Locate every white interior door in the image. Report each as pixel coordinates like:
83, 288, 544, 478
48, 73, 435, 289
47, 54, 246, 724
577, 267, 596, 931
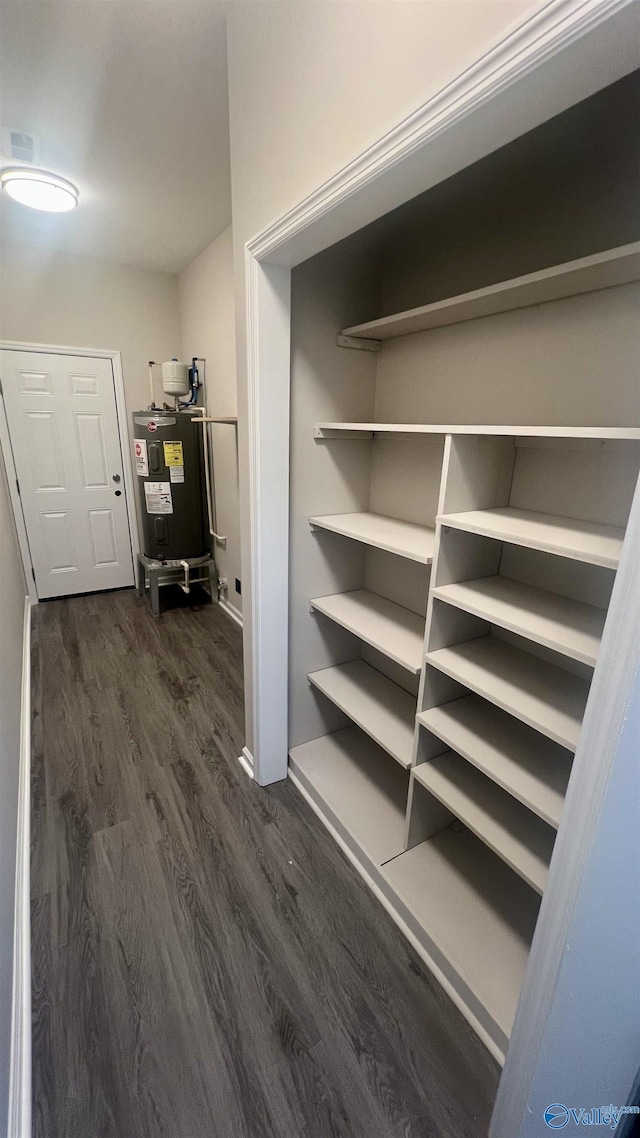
0, 349, 134, 598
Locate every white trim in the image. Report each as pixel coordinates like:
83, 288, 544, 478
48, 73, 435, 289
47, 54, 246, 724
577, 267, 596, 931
8, 598, 32, 1138
219, 598, 243, 629
238, 747, 254, 780
288, 767, 503, 1065
244, 256, 291, 786
247, 0, 636, 262
0, 387, 37, 605
108, 351, 140, 566
0, 341, 139, 595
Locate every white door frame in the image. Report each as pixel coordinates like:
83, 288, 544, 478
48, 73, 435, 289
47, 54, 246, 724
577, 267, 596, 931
243, 0, 639, 786
0, 341, 138, 603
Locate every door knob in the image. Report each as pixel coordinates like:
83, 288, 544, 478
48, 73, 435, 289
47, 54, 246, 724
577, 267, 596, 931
112, 474, 121, 482
114, 490, 122, 497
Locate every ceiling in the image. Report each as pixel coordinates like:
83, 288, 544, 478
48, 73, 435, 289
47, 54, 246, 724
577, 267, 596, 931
0, 1, 231, 273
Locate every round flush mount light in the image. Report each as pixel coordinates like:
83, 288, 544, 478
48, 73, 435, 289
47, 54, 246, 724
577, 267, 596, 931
0, 167, 79, 212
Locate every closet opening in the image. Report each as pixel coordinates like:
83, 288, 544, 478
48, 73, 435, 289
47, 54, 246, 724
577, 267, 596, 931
286, 70, 640, 1063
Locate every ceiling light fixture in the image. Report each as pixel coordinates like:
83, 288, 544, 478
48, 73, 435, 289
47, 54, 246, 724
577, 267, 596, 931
0, 167, 79, 212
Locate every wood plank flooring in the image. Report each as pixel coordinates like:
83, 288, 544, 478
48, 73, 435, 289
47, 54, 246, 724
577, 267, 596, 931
31, 588, 499, 1138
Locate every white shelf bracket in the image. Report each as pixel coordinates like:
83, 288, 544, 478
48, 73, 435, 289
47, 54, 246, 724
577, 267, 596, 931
336, 333, 382, 353
314, 426, 374, 440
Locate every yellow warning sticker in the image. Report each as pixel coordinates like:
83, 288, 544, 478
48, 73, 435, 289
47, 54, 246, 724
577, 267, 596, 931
163, 441, 184, 467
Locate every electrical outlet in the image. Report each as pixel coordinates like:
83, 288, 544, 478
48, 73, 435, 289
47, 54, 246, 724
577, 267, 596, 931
235, 578, 242, 595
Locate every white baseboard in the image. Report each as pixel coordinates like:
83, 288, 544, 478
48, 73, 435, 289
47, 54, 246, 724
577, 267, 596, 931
219, 598, 243, 629
238, 746, 254, 780
8, 597, 32, 1138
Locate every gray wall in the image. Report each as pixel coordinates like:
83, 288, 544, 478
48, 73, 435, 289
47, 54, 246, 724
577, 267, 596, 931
312, 71, 640, 431
0, 243, 180, 432
375, 70, 640, 315
0, 452, 27, 1131
179, 226, 242, 616
373, 283, 640, 428
0, 242, 181, 550
289, 232, 380, 747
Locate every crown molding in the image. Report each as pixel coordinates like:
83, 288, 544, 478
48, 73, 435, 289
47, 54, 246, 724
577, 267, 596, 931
247, 0, 636, 262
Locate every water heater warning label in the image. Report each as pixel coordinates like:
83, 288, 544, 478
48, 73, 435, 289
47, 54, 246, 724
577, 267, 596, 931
163, 441, 184, 467
134, 438, 148, 476
144, 481, 173, 514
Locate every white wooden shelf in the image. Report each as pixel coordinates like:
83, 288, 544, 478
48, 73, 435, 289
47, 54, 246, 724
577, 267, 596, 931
432, 575, 605, 666
426, 636, 589, 751
288, 725, 408, 864
413, 753, 554, 893
310, 589, 424, 673
310, 511, 436, 564
383, 826, 540, 1045
308, 660, 415, 768
315, 423, 639, 441
438, 507, 625, 569
418, 696, 571, 828
341, 242, 640, 341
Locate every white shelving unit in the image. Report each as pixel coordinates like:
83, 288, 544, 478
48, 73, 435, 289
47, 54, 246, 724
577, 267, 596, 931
340, 242, 640, 340
289, 231, 640, 1063
295, 421, 639, 1059
438, 506, 626, 569
289, 725, 409, 865
417, 696, 571, 828
412, 753, 554, 893
431, 576, 605, 666
315, 424, 640, 442
382, 827, 540, 1049
310, 511, 436, 563
310, 589, 424, 673
308, 660, 415, 768
425, 636, 589, 751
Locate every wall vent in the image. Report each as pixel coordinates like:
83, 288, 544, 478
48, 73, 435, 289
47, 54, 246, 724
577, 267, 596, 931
9, 131, 36, 163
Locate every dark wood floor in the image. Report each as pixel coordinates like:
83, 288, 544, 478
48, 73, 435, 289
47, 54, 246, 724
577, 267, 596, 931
31, 587, 499, 1138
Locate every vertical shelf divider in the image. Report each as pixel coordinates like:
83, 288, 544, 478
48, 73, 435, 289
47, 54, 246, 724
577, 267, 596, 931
409, 435, 516, 766
408, 433, 523, 844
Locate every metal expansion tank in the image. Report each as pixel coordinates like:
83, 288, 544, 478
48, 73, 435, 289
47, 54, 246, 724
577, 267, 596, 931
132, 409, 208, 560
